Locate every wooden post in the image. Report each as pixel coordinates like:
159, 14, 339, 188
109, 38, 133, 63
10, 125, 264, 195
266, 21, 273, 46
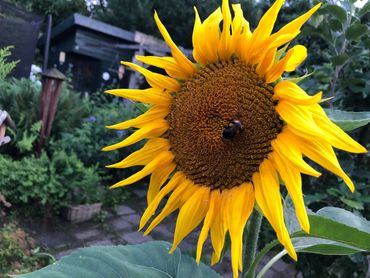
36, 68, 65, 154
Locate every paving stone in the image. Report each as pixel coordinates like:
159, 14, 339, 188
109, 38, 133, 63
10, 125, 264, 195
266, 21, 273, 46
88, 239, 114, 246
109, 218, 132, 231
124, 213, 141, 225
120, 231, 153, 244
133, 189, 147, 199
38, 231, 74, 249
116, 204, 135, 216
54, 248, 75, 260
74, 228, 101, 241
150, 224, 173, 241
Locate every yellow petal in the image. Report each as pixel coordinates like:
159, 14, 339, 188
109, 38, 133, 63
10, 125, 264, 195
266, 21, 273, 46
110, 151, 174, 189
144, 180, 198, 235
210, 189, 229, 264
253, 160, 297, 260
256, 47, 277, 76
193, 7, 222, 65
170, 186, 210, 253
218, 0, 233, 60
310, 105, 367, 154
196, 189, 221, 263
106, 138, 170, 168
265, 47, 293, 83
102, 120, 168, 151
285, 45, 307, 72
121, 61, 180, 91
232, 4, 252, 60
154, 11, 195, 77
227, 183, 254, 277
272, 151, 309, 233
140, 172, 186, 230
106, 88, 172, 105
271, 3, 321, 40
271, 131, 321, 177
273, 80, 322, 105
245, 0, 285, 61
147, 162, 176, 205
106, 105, 169, 130
135, 55, 189, 80
298, 139, 356, 192
276, 101, 327, 140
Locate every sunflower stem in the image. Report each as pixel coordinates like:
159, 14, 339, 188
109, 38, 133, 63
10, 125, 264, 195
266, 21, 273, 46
242, 208, 263, 278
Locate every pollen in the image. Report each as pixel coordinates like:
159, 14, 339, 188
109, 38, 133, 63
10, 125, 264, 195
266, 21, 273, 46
167, 58, 283, 189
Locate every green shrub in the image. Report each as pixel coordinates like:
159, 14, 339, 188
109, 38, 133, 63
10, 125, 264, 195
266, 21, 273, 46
0, 222, 52, 275
0, 150, 106, 215
0, 77, 91, 157
0, 46, 19, 80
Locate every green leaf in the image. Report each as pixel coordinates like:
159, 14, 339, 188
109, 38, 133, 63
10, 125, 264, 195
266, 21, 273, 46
345, 23, 369, 41
284, 72, 313, 84
307, 208, 370, 251
359, 1, 370, 17
293, 237, 363, 255
324, 109, 370, 131
339, 197, 364, 210
331, 54, 349, 66
309, 14, 324, 28
324, 5, 348, 24
17, 241, 221, 278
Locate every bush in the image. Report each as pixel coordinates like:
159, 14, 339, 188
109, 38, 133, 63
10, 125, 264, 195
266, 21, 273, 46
51, 98, 142, 181
0, 222, 52, 275
0, 77, 91, 158
0, 150, 106, 215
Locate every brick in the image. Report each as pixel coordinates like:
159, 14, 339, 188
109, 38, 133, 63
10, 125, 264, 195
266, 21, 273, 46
109, 218, 132, 231
116, 205, 135, 216
74, 229, 100, 241
120, 231, 153, 244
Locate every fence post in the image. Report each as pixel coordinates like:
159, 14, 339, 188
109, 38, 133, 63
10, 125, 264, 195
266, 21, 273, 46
36, 68, 65, 155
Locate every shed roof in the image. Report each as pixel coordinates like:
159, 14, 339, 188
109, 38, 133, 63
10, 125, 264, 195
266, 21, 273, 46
50, 13, 135, 42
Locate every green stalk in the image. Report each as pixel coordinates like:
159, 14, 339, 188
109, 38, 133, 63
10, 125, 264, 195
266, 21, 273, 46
242, 209, 263, 278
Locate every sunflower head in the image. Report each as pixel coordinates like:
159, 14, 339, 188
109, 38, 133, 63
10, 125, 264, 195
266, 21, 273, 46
103, 1, 367, 277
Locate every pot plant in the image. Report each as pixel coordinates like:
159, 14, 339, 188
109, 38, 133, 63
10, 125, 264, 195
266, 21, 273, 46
52, 150, 105, 223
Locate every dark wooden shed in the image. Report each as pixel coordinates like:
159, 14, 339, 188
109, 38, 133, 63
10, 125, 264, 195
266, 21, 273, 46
41, 13, 191, 92
0, 0, 42, 78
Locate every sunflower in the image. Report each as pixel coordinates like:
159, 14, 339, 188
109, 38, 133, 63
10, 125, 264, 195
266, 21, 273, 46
103, 0, 367, 277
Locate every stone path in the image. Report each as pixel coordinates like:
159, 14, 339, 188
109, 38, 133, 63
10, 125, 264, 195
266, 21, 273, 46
24, 186, 297, 277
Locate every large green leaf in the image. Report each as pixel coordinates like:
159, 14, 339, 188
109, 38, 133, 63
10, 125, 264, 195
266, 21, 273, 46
17, 241, 221, 278
293, 237, 363, 255
323, 4, 348, 24
324, 109, 370, 131
283, 196, 370, 256
345, 23, 369, 41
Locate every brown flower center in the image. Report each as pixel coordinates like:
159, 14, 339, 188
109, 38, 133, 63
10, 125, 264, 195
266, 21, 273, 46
167, 58, 282, 189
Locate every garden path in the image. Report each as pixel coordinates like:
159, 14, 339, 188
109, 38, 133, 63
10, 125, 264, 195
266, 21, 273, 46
24, 185, 298, 278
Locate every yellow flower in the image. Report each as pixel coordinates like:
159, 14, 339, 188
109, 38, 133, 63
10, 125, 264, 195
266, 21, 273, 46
103, 1, 367, 277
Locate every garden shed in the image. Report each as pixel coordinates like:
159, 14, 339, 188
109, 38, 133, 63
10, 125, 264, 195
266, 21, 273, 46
41, 13, 191, 92
0, 0, 42, 78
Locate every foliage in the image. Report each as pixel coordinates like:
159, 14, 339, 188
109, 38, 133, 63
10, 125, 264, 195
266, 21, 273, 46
18, 241, 222, 278
0, 148, 109, 214
0, 46, 19, 80
0, 222, 52, 275
50, 98, 141, 185
0, 77, 90, 158
6, 0, 89, 25
0, 153, 68, 215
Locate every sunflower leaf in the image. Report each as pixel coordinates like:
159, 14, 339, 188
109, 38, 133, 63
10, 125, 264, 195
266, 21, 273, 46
297, 207, 370, 253
324, 109, 370, 131
293, 237, 363, 255
16, 241, 222, 278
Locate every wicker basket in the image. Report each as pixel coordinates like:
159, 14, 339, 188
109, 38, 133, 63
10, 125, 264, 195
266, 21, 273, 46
64, 203, 102, 223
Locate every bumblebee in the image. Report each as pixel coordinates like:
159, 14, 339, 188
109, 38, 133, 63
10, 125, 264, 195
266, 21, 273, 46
222, 120, 243, 140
